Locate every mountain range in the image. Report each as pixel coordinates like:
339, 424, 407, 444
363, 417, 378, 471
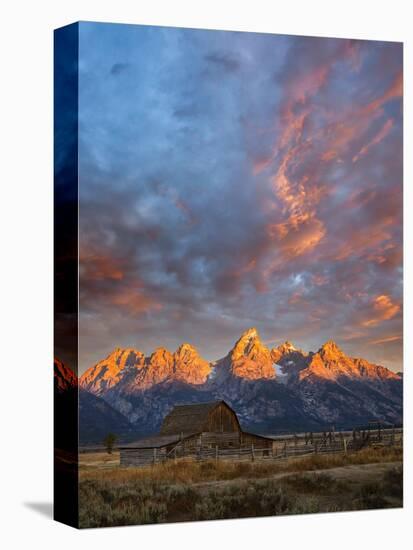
75, 328, 402, 441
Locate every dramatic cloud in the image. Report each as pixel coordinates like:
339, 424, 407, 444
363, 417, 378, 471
362, 295, 401, 328
77, 23, 402, 373
370, 335, 402, 346
352, 118, 394, 163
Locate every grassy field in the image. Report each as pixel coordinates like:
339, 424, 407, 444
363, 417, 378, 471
78, 446, 403, 528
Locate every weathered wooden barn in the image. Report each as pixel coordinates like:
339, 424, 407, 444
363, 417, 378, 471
119, 400, 274, 466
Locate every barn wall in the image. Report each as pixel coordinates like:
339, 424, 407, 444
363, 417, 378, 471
200, 431, 241, 448
240, 432, 273, 449
120, 431, 275, 466
181, 435, 202, 452
206, 403, 240, 433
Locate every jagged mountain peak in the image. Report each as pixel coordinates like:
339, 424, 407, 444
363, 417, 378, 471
80, 347, 146, 396
228, 327, 275, 380
174, 342, 199, 357
283, 340, 296, 349
352, 357, 401, 381
148, 347, 173, 363
80, 341, 212, 393
150, 345, 172, 354
270, 340, 306, 366
318, 340, 344, 358
274, 340, 301, 354
173, 343, 211, 384
232, 327, 262, 356
106, 346, 145, 366
241, 326, 259, 339
298, 341, 400, 383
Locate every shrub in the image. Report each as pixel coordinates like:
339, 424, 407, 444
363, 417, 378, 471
194, 480, 295, 521
284, 472, 343, 494
353, 482, 388, 510
79, 479, 196, 528
382, 465, 403, 499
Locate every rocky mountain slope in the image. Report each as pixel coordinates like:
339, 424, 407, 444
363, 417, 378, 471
273, 339, 400, 384
78, 389, 136, 444
54, 358, 136, 444
225, 327, 275, 380
78, 328, 402, 437
81, 343, 211, 396
54, 357, 78, 392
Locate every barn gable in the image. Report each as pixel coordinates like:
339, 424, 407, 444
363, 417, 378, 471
160, 400, 241, 436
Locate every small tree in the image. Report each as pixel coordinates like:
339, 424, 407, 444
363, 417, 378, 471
103, 432, 117, 454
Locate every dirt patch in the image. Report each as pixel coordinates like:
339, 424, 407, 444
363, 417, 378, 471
190, 461, 401, 494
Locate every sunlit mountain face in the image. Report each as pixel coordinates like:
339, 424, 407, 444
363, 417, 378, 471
78, 328, 402, 436
76, 23, 402, 376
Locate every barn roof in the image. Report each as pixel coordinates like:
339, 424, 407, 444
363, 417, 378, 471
118, 401, 275, 451
242, 431, 276, 441
160, 400, 239, 436
118, 432, 199, 450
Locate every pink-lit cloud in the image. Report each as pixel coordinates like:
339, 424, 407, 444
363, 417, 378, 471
362, 295, 401, 327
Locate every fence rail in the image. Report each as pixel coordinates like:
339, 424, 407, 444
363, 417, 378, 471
120, 427, 403, 467
159, 429, 403, 465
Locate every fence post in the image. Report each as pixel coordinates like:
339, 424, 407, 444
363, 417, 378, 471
215, 445, 218, 463
251, 444, 255, 462
284, 441, 287, 458
343, 438, 347, 454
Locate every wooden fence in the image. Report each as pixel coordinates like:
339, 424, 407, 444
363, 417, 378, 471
118, 426, 403, 467
161, 427, 403, 465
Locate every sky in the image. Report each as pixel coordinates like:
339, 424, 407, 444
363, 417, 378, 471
77, 22, 403, 374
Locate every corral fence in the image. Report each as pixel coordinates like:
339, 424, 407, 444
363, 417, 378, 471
155, 426, 403, 465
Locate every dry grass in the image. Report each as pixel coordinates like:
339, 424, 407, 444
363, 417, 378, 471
79, 445, 402, 484
283, 472, 347, 494
79, 451, 120, 469
281, 445, 402, 472
78, 446, 403, 527
79, 463, 403, 528
78, 476, 324, 527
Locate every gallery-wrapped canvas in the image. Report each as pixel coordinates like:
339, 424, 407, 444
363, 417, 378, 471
54, 22, 403, 529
